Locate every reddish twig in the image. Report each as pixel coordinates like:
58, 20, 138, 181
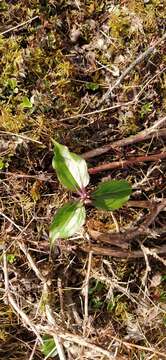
88, 151, 166, 174
82, 117, 166, 160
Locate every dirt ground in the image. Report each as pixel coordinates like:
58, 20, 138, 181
0, 1, 166, 359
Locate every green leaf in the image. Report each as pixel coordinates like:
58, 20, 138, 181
40, 335, 57, 358
85, 82, 100, 91
91, 180, 132, 210
50, 201, 86, 243
52, 141, 89, 191
20, 96, 33, 109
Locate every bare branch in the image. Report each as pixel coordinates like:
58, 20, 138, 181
83, 116, 166, 160
88, 151, 166, 174
87, 199, 166, 249
80, 244, 166, 259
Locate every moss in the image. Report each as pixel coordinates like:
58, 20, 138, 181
0, 105, 27, 132
120, 111, 139, 135
108, 6, 131, 47
0, 36, 24, 86
127, 0, 159, 32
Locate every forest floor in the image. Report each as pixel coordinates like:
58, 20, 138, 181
0, 1, 166, 359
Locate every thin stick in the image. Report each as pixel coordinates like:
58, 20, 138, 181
110, 212, 119, 232
99, 32, 166, 105
111, 336, 166, 359
2, 250, 42, 342
28, 339, 38, 360
83, 252, 93, 337
83, 116, 166, 159
144, 247, 166, 266
0, 131, 43, 145
88, 151, 166, 174
60, 101, 131, 121
139, 242, 151, 290
126, 200, 154, 208
0, 211, 23, 232
53, 335, 67, 360
18, 241, 46, 283
0, 171, 56, 182
0, 16, 39, 36
80, 244, 166, 258
45, 304, 67, 360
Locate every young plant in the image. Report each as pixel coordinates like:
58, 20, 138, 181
49, 141, 132, 244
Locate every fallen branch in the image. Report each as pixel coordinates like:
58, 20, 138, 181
88, 151, 166, 174
83, 116, 166, 159
80, 244, 166, 259
99, 32, 166, 105
87, 199, 166, 248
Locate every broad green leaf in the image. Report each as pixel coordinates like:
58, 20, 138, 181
40, 335, 57, 358
50, 201, 86, 243
91, 180, 132, 211
52, 141, 89, 191
20, 96, 33, 109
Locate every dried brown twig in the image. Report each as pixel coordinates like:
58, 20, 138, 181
0, 16, 39, 36
84, 198, 166, 255
83, 116, 166, 159
99, 32, 166, 105
90, 149, 166, 174
88, 151, 166, 174
80, 244, 166, 259
82, 251, 93, 337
